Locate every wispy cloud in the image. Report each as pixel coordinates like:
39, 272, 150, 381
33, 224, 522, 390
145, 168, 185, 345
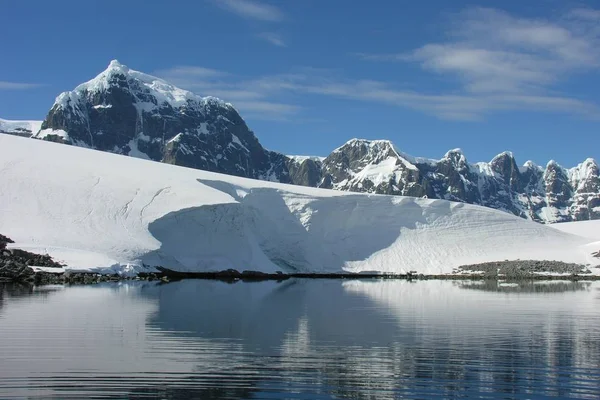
0, 81, 45, 90
156, 66, 301, 121
568, 8, 600, 20
354, 7, 600, 119
256, 32, 286, 47
245, 74, 598, 121
213, 0, 284, 22
156, 66, 228, 78
157, 7, 600, 122
157, 59, 600, 123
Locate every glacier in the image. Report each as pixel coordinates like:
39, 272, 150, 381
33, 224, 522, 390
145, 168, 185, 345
0, 134, 598, 276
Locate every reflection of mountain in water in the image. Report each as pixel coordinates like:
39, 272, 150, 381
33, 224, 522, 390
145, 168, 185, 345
1, 280, 599, 399
455, 279, 593, 293
137, 279, 600, 399
0, 282, 63, 314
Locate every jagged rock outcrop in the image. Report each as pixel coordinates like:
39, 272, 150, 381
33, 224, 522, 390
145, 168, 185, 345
318, 140, 426, 197
0, 234, 64, 282
303, 140, 599, 223
32, 60, 599, 223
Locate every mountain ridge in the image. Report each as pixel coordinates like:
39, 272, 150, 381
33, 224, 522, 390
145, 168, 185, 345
3, 60, 598, 223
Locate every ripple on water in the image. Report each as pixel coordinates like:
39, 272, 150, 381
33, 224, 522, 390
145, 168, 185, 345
0, 279, 599, 399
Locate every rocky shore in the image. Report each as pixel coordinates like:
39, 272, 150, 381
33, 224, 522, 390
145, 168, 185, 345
454, 260, 597, 278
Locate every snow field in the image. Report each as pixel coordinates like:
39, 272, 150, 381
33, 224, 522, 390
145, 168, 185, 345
0, 134, 595, 275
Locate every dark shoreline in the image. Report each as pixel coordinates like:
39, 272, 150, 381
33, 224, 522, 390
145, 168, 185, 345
150, 268, 600, 283
2, 266, 597, 287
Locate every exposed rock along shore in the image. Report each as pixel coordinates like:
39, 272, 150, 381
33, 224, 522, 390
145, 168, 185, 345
2, 234, 599, 285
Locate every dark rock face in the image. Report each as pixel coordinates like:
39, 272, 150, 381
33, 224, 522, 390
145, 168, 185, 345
0, 234, 14, 250
35, 60, 599, 224
286, 158, 323, 187
0, 242, 64, 282
37, 60, 292, 183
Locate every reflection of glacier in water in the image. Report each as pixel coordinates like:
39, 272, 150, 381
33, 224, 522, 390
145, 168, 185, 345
1, 280, 600, 399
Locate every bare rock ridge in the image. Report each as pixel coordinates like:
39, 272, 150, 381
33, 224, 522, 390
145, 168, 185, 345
12, 60, 600, 223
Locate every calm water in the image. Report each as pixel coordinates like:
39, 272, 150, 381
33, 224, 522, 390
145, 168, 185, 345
1, 279, 599, 399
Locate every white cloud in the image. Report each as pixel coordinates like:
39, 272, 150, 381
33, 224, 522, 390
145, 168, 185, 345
0, 81, 44, 90
156, 66, 300, 121
157, 57, 600, 123
568, 8, 600, 21
256, 32, 286, 47
214, 0, 284, 22
155, 66, 228, 78
355, 7, 600, 118
157, 6, 600, 123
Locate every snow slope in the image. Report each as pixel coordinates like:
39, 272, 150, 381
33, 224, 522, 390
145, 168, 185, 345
551, 220, 600, 240
0, 118, 42, 135
551, 220, 600, 265
0, 134, 595, 275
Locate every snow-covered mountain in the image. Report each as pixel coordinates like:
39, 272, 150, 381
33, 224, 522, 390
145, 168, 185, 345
34, 60, 293, 182
0, 118, 42, 137
312, 139, 600, 223
1, 134, 596, 275
22, 60, 600, 223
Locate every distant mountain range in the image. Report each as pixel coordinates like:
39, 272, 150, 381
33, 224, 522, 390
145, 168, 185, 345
2, 60, 598, 223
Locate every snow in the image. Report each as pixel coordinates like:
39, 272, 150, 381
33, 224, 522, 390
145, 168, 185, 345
551, 220, 600, 267
551, 220, 600, 241
287, 155, 326, 163
167, 133, 184, 144
196, 122, 209, 135
30, 266, 66, 274
66, 60, 231, 113
492, 151, 514, 160
539, 206, 570, 224
35, 128, 70, 140
127, 139, 151, 160
0, 118, 42, 134
354, 157, 400, 187
521, 160, 541, 171
0, 134, 595, 276
230, 134, 249, 152
569, 158, 599, 191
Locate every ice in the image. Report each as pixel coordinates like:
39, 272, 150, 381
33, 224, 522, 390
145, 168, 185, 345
0, 134, 594, 276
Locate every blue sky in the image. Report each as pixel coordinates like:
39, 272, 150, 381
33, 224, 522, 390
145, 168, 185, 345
1, 0, 599, 167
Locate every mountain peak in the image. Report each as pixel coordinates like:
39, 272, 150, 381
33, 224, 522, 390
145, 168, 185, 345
491, 151, 515, 163
106, 59, 129, 73
343, 138, 394, 147
546, 159, 561, 168
108, 59, 125, 68
443, 148, 465, 159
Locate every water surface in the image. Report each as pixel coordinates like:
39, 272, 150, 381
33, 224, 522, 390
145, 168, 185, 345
1, 279, 599, 399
